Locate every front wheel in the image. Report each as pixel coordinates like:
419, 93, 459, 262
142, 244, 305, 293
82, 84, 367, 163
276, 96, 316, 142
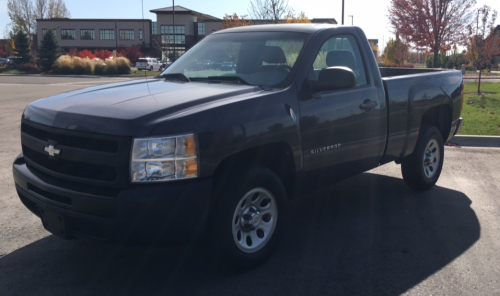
209, 168, 287, 270
401, 126, 444, 191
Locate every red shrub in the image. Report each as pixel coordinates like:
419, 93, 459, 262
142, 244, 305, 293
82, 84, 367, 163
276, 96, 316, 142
67, 48, 78, 57
78, 49, 95, 59
95, 50, 114, 60
0, 43, 6, 58
117, 46, 142, 64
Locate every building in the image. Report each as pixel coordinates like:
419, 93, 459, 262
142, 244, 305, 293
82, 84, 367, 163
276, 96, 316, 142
150, 6, 222, 60
150, 6, 337, 60
36, 18, 152, 51
35, 5, 337, 60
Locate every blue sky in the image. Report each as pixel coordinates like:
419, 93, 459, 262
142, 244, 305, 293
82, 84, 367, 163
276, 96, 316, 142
1, 0, 499, 53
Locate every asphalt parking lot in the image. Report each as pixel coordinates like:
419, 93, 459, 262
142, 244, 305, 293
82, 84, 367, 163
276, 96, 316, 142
0, 76, 499, 295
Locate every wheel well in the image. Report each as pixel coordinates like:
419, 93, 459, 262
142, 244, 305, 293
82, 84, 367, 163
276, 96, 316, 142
211, 142, 296, 201
420, 105, 452, 141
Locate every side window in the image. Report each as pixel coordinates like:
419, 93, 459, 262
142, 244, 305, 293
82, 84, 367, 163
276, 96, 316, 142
312, 35, 368, 86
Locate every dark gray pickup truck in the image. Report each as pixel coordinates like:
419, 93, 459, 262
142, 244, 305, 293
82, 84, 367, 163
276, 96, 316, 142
13, 24, 463, 269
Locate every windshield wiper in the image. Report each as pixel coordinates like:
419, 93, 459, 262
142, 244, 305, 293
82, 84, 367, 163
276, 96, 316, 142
159, 73, 190, 82
206, 76, 250, 85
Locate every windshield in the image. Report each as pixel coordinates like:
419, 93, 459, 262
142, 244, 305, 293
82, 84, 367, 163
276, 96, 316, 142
160, 31, 309, 87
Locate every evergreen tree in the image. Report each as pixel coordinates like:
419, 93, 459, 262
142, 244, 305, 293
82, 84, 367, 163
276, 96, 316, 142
13, 30, 32, 64
39, 29, 60, 70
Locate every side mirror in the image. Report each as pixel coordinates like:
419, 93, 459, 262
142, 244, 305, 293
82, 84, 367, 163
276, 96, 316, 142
309, 66, 357, 93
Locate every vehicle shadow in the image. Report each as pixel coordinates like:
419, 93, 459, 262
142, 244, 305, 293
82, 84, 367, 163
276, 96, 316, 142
0, 173, 480, 296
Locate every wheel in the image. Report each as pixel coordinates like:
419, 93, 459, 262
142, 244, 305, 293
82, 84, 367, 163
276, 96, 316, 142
401, 126, 444, 191
149, 66, 153, 71
209, 168, 287, 270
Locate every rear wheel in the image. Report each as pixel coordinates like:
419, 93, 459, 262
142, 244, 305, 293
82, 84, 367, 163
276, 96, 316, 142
401, 126, 444, 191
209, 168, 287, 270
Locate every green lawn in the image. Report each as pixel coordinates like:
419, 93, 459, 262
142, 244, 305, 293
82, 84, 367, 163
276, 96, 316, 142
461, 82, 500, 136
0, 67, 25, 74
130, 70, 161, 77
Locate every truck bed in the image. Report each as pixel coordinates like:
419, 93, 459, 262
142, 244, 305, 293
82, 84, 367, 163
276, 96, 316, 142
379, 67, 447, 78
379, 68, 463, 164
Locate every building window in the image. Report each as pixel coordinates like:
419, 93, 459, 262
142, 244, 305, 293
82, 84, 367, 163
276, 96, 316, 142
152, 22, 157, 35
42, 29, 56, 36
197, 22, 205, 35
61, 29, 75, 40
80, 29, 95, 40
119, 29, 135, 40
164, 47, 186, 60
139, 29, 143, 40
100, 29, 115, 40
160, 25, 185, 44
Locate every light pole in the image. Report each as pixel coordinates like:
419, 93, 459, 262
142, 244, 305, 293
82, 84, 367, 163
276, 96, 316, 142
348, 15, 353, 25
342, 0, 344, 25
173, 0, 175, 60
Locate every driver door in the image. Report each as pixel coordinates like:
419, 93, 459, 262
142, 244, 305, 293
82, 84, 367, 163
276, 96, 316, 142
298, 34, 385, 186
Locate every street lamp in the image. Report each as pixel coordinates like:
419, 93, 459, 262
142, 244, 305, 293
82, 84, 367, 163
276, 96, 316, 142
348, 15, 353, 25
342, 0, 344, 25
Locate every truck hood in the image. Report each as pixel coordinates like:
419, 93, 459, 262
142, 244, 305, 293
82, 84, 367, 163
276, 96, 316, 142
23, 78, 261, 136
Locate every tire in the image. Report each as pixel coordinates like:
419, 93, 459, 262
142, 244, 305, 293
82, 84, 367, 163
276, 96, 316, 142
149, 66, 153, 71
209, 168, 287, 270
401, 126, 444, 191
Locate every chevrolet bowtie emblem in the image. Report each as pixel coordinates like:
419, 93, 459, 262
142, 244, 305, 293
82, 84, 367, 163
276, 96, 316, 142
44, 144, 61, 157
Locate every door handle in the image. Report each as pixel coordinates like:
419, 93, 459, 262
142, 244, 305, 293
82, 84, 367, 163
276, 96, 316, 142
359, 99, 378, 112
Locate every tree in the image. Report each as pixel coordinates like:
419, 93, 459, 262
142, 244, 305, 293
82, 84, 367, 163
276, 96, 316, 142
13, 30, 32, 64
382, 33, 409, 67
46, 0, 70, 19
465, 6, 500, 94
38, 29, 59, 70
7, 0, 35, 35
7, 0, 70, 36
282, 10, 311, 23
222, 13, 252, 29
389, 0, 476, 68
249, 0, 290, 23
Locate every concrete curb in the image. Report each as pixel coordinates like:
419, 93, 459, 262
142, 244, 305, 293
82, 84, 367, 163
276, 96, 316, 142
450, 135, 500, 148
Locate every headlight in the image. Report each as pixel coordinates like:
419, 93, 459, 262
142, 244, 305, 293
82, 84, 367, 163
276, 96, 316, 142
131, 134, 198, 182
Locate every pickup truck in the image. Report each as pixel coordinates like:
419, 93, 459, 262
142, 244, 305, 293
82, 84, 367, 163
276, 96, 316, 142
12, 24, 463, 269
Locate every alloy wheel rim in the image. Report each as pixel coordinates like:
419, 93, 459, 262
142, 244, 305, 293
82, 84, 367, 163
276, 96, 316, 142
232, 187, 278, 253
423, 139, 440, 179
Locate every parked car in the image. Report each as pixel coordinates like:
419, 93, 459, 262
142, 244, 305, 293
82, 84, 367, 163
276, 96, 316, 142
0, 58, 8, 66
7, 56, 18, 64
136, 57, 162, 71
13, 24, 463, 270
160, 58, 172, 71
220, 61, 236, 71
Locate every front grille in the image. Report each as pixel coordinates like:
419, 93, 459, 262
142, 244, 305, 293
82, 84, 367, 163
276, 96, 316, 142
21, 120, 131, 189
22, 123, 118, 153
23, 145, 116, 181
